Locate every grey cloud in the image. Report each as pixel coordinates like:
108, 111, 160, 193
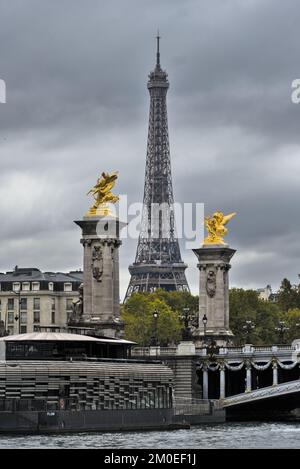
0, 0, 299, 298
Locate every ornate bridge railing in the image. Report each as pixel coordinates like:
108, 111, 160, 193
132, 343, 300, 359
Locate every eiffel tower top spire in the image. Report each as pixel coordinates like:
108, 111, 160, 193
148, 34, 168, 89
156, 31, 160, 69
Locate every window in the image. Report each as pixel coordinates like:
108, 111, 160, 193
22, 282, 30, 291
12, 282, 20, 292
20, 312, 27, 324
64, 283, 72, 292
8, 312, 14, 324
20, 326, 27, 334
51, 298, 55, 311
20, 298, 27, 310
51, 311, 55, 324
7, 326, 14, 335
33, 298, 40, 310
7, 298, 14, 310
48, 282, 54, 291
32, 282, 40, 291
66, 298, 73, 311
33, 311, 40, 323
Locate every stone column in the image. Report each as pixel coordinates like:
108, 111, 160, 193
245, 361, 252, 393
202, 363, 209, 400
193, 245, 235, 346
219, 362, 225, 399
113, 247, 120, 318
272, 360, 278, 386
74, 216, 124, 338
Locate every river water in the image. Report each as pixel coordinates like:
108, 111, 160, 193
0, 422, 299, 448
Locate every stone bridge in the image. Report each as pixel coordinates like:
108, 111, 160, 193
223, 379, 300, 408
132, 343, 300, 402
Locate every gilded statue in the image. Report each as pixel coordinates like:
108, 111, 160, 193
86, 171, 119, 216
204, 211, 236, 245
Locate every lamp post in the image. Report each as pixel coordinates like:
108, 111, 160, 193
242, 320, 255, 343
202, 314, 208, 345
150, 309, 159, 346
181, 307, 193, 340
275, 320, 290, 344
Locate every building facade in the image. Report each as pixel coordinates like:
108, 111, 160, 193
257, 285, 272, 301
0, 267, 83, 335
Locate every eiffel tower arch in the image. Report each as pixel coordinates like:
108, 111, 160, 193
125, 37, 189, 301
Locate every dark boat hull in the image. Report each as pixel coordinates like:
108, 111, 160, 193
0, 408, 178, 433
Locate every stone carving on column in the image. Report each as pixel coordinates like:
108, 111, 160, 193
206, 269, 216, 298
92, 245, 103, 282
81, 239, 92, 248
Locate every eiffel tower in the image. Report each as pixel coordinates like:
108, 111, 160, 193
125, 36, 189, 300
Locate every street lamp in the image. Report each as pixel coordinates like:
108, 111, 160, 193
202, 314, 208, 344
275, 320, 290, 344
150, 309, 159, 346
242, 320, 255, 343
181, 307, 193, 340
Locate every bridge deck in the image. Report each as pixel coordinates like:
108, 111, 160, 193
223, 380, 300, 408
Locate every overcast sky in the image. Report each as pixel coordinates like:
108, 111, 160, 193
0, 0, 300, 298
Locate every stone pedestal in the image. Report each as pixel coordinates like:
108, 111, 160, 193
176, 341, 196, 356
74, 215, 125, 338
193, 245, 235, 346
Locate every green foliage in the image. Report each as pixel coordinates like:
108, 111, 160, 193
277, 278, 300, 312
122, 280, 300, 347
280, 308, 300, 343
229, 283, 300, 345
121, 290, 198, 346
229, 288, 281, 345
147, 290, 198, 313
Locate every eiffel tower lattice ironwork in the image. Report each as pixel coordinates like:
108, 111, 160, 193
125, 36, 189, 300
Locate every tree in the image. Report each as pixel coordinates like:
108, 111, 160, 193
122, 286, 296, 347
147, 290, 199, 316
122, 294, 182, 346
280, 308, 300, 343
229, 288, 281, 345
277, 278, 300, 312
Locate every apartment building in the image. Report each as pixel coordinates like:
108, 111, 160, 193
0, 267, 83, 335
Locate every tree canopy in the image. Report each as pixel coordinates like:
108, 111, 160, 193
229, 288, 281, 345
122, 280, 300, 346
121, 290, 198, 346
276, 278, 300, 312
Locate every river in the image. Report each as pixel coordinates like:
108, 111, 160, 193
0, 422, 299, 448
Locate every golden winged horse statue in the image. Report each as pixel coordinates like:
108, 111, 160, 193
204, 211, 237, 245
86, 171, 119, 216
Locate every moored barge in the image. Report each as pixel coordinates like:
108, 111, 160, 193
0, 332, 176, 432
